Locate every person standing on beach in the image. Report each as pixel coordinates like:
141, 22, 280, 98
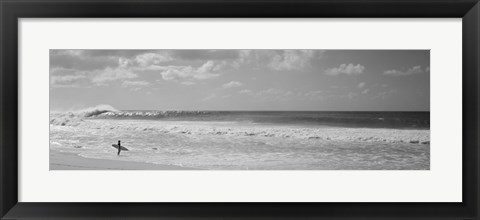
117, 140, 122, 155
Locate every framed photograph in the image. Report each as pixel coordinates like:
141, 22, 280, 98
1, 0, 479, 219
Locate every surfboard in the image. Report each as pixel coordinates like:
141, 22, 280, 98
112, 144, 129, 151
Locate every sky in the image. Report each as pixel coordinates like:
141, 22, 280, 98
50, 50, 430, 111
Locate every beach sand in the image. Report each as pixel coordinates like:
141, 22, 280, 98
50, 150, 194, 170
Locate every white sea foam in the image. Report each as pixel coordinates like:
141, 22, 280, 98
49, 105, 118, 126
51, 117, 429, 144
49, 109, 430, 170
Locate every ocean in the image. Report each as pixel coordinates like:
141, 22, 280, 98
50, 107, 430, 170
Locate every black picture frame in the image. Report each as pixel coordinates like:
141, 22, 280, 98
1, 0, 479, 219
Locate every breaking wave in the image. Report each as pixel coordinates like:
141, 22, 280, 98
50, 106, 430, 144
92, 110, 429, 129
50, 108, 430, 130
51, 119, 430, 145
78, 104, 118, 117
50, 104, 118, 126
98, 110, 218, 119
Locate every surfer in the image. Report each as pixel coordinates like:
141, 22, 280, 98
117, 140, 122, 155
112, 141, 128, 155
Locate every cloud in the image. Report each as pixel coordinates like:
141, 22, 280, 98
347, 92, 358, 99
222, 81, 243, 89
50, 50, 174, 71
181, 81, 196, 86
92, 68, 138, 85
135, 52, 173, 66
50, 55, 226, 87
50, 67, 79, 76
50, 74, 88, 87
232, 50, 324, 71
258, 88, 284, 96
238, 89, 253, 94
51, 49, 326, 74
357, 82, 366, 89
201, 94, 217, 102
50, 66, 139, 87
50, 50, 127, 71
81, 50, 159, 58
171, 50, 240, 60
159, 60, 223, 82
268, 50, 320, 71
122, 80, 151, 87
383, 65, 428, 76
304, 90, 324, 99
252, 88, 298, 102
122, 80, 151, 91
221, 94, 232, 99
50, 49, 327, 88
372, 90, 397, 100
325, 63, 365, 76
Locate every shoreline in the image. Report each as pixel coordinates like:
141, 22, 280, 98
50, 149, 196, 170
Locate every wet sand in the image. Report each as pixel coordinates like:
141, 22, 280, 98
50, 150, 194, 170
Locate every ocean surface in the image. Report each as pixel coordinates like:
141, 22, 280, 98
50, 106, 430, 170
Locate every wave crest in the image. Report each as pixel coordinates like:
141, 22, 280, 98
78, 104, 118, 117
97, 110, 215, 119
51, 120, 430, 145
50, 104, 118, 126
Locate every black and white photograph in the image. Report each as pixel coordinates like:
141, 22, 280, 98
49, 49, 430, 170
